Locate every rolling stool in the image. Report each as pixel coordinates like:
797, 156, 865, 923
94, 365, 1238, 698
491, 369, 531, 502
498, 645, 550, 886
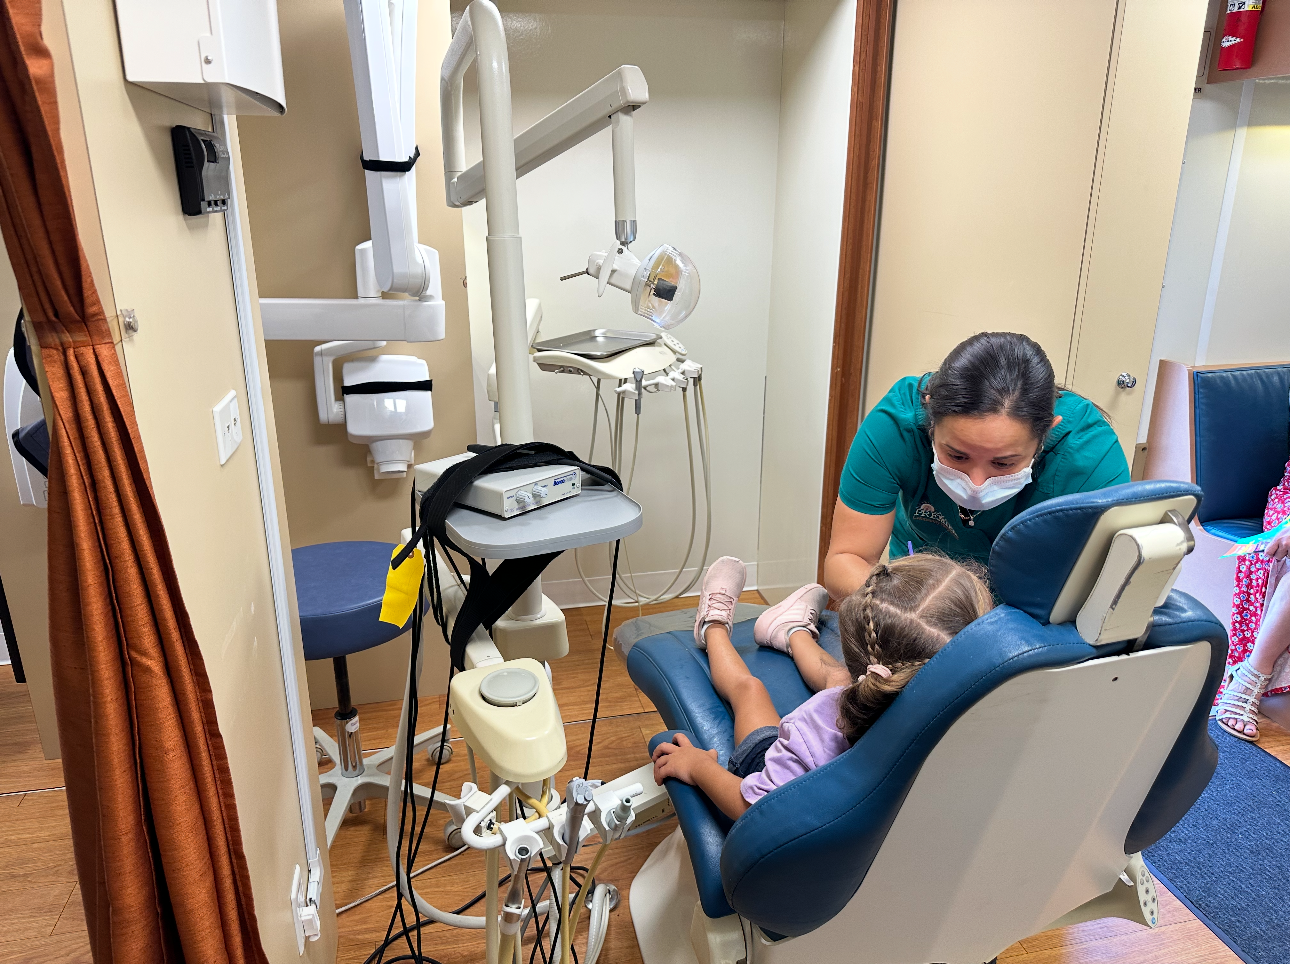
294, 541, 453, 848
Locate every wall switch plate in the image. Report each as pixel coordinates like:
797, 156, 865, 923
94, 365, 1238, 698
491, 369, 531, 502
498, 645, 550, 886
213, 390, 243, 465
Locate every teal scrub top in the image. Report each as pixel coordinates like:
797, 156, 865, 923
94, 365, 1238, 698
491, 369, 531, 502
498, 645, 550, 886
838, 376, 1130, 569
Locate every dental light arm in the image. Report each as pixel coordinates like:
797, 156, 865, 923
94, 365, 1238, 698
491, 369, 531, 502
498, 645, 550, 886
440, 0, 677, 442
441, 47, 647, 224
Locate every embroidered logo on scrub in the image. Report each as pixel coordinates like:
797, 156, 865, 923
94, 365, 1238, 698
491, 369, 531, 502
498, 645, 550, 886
912, 501, 958, 538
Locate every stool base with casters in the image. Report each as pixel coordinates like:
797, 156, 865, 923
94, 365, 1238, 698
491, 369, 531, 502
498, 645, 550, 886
293, 541, 466, 850
314, 653, 455, 848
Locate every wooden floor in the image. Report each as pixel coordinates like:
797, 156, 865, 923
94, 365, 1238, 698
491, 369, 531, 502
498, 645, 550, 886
3, 594, 1288, 964
0, 666, 91, 963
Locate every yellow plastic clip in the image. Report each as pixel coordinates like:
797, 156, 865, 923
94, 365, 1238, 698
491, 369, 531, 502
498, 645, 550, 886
379, 544, 425, 627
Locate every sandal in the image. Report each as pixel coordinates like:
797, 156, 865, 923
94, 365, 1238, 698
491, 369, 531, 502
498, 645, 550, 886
1213, 660, 1273, 742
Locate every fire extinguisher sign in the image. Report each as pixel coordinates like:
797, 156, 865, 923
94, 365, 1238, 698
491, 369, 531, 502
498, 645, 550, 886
1218, 0, 1263, 71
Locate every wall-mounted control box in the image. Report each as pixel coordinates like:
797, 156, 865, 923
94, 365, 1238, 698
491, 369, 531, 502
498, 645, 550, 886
171, 126, 231, 216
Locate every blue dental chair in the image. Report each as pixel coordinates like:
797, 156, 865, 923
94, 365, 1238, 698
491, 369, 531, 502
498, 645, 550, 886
624, 481, 1226, 964
1191, 363, 1290, 541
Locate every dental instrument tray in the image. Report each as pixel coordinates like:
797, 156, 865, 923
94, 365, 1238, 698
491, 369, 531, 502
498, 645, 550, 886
531, 328, 658, 359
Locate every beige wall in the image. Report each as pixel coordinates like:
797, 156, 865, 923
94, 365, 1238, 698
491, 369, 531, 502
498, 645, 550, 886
49, 0, 338, 958
755, 0, 857, 602
456, 0, 786, 601
239, 0, 474, 709
866, 0, 1206, 457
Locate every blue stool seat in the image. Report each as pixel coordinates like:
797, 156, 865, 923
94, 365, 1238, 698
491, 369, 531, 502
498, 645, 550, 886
293, 541, 413, 661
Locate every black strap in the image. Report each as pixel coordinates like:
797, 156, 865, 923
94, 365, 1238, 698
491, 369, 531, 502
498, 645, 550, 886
360, 145, 420, 173
13, 310, 38, 395
446, 552, 559, 668
342, 379, 432, 396
399, 442, 622, 670
0, 571, 23, 684
12, 419, 48, 477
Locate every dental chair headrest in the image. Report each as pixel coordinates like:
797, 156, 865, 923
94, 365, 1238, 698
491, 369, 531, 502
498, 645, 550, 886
990, 480, 1202, 625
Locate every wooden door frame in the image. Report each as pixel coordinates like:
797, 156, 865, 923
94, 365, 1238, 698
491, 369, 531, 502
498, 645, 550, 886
817, 0, 897, 582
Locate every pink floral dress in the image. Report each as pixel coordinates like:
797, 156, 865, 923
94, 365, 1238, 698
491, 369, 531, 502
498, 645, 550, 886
1225, 459, 1290, 695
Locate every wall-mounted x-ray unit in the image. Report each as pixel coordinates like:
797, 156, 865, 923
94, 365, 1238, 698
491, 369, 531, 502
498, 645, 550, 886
113, 0, 287, 115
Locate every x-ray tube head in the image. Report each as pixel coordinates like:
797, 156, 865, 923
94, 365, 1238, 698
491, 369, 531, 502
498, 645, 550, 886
632, 244, 699, 330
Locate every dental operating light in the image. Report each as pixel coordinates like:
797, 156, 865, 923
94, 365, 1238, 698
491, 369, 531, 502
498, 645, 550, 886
582, 242, 701, 331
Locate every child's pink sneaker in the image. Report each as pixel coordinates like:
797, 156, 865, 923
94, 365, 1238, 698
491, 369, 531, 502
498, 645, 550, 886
754, 584, 828, 655
693, 557, 746, 649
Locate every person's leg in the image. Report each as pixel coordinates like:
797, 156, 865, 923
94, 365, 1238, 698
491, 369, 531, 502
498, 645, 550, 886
693, 557, 778, 743
787, 631, 853, 692
704, 623, 781, 744
1250, 571, 1290, 676
1212, 565, 1284, 738
753, 584, 847, 690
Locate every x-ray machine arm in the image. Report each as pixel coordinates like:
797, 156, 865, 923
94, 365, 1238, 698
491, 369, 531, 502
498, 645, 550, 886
260, 0, 446, 342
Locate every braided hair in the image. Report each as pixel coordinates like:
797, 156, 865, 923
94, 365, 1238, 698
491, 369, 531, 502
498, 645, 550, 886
835, 554, 994, 744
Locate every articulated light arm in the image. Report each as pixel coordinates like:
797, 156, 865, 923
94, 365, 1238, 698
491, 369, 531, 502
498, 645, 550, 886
439, 0, 650, 442
441, 57, 648, 230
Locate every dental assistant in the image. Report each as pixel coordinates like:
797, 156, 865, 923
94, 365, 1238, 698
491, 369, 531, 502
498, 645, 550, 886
823, 331, 1129, 599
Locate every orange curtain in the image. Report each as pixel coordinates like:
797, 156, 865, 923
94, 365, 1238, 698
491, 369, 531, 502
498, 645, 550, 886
0, 2, 269, 962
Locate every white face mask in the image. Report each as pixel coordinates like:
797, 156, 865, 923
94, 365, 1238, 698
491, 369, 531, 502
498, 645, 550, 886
931, 452, 1033, 512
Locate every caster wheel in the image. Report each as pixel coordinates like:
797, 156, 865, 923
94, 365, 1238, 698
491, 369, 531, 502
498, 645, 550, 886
444, 820, 464, 849
315, 743, 329, 765
428, 742, 454, 765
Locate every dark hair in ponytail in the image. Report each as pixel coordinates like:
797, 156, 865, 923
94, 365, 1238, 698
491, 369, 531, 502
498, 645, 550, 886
920, 332, 1103, 447
835, 554, 994, 744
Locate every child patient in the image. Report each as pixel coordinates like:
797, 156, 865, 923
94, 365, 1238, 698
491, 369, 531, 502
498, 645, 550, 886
652, 554, 993, 820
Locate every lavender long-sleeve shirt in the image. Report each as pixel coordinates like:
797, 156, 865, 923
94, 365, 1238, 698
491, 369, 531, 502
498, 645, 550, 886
740, 687, 852, 804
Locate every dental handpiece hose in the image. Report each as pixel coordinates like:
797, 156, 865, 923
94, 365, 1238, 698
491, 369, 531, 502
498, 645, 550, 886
569, 792, 634, 935
497, 846, 533, 964
561, 779, 595, 964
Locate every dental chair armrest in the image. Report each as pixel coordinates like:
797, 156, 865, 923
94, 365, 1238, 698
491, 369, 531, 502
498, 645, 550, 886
1124, 591, 1228, 853
648, 730, 737, 919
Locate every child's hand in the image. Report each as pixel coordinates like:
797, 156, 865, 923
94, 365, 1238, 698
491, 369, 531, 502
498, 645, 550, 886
652, 733, 719, 787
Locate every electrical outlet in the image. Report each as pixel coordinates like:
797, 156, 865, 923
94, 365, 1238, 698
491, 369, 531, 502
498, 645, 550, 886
213, 390, 243, 465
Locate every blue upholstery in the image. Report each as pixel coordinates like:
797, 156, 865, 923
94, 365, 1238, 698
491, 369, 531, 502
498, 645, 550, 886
293, 541, 414, 661
1193, 364, 1290, 535
989, 480, 1202, 623
629, 614, 844, 920
627, 482, 1225, 939
1202, 518, 1264, 542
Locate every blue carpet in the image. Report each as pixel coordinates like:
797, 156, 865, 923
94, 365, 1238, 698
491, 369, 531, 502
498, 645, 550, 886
1144, 721, 1290, 964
